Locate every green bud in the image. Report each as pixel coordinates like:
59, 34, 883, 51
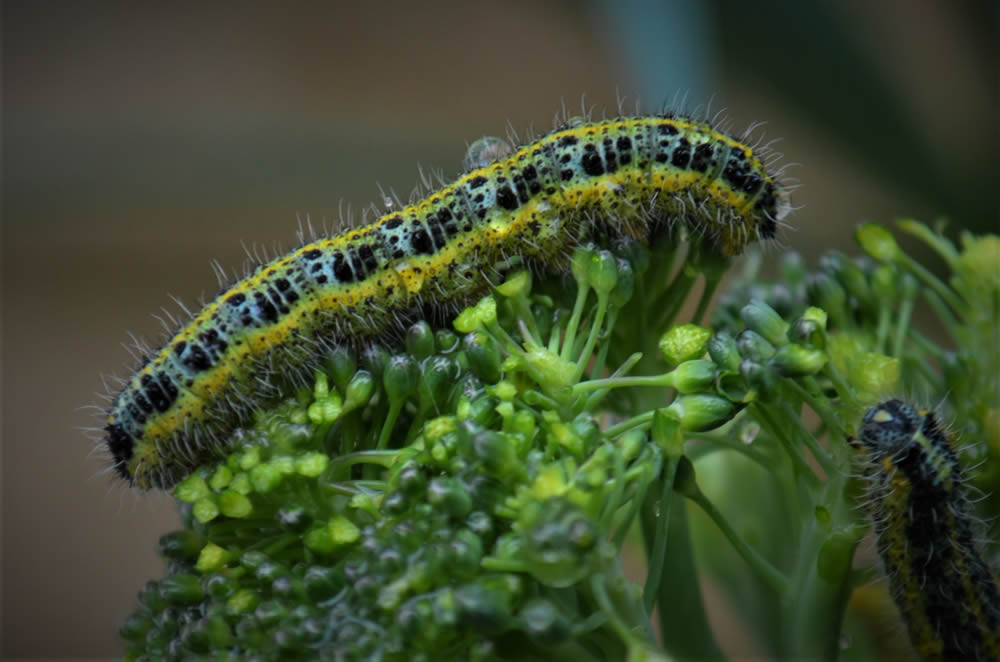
588, 249, 619, 295
218, 489, 253, 518
450, 529, 485, 578
856, 223, 900, 262
470, 428, 518, 477
618, 429, 646, 462
255, 560, 289, 584
342, 370, 375, 412
465, 394, 499, 427
651, 408, 684, 458
406, 321, 436, 360
325, 346, 357, 392
740, 359, 778, 401
237, 445, 261, 471
716, 370, 750, 404
708, 331, 741, 371
462, 332, 502, 384
780, 251, 807, 286
159, 574, 204, 605
496, 269, 531, 299
158, 530, 205, 562
203, 573, 236, 601
769, 344, 828, 377
361, 343, 390, 379
422, 355, 461, 410
806, 273, 848, 328
767, 284, 796, 319
208, 465, 233, 490
195, 543, 232, 572
659, 323, 712, 364
304, 526, 335, 554
547, 420, 584, 457
737, 329, 776, 361
304, 566, 340, 602
229, 471, 251, 495
200, 612, 235, 649
609, 257, 635, 308
871, 264, 898, 301
668, 360, 717, 393
522, 345, 576, 389
174, 474, 212, 503
395, 460, 428, 495
384, 353, 420, 404
328, 515, 360, 545
138, 580, 168, 612
666, 394, 737, 431
307, 387, 343, 424
295, 451, 329, 477
428, 477, 473, 518
790, 318, 825, 350
254, 599, 287, 627
192, 497, 220, 523
741, 299, 789, 346
821, 251, 872, 309
225, 588, 259, 616
119, 612, 152, 643
454, 296, 497, 333
520, 598, 571, 646
570, 244, 596, 286
249, 463, 282, 493
455, 583, 512, 635
435, 329, 459, 353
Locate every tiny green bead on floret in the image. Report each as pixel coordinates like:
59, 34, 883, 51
659, 323, 713, 364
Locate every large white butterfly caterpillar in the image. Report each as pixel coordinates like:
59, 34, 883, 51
103, 112, 789, 489
854, 399, 1000, 662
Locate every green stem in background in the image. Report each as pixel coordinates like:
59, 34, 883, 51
642, 455, 677, 613
678, 461, 790, 597
897, 219, 959, 266
751, 403, 820, 489
375, 400, 403, 450
641, 481, 726, 661
580, 352, 643, 413
781, 402, 835, 474
891, 284, 915, 359
875, 304, 891, 354
779, 458, 861, 661
897, 251, 966, 317
685, 434, 772, 469
654, 267, 698, 333
574, 292, 610, 382
562, 279, 592, 362
921, 287, 963, 345
603, 410, 655, 438
693, 270, 723, 325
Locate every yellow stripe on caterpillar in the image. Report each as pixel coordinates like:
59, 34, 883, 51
104, 113, 790, 489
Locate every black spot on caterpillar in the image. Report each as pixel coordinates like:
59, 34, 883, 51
102, 112, 790, 489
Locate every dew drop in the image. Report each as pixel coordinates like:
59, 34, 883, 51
464, 136, 513, 170
741, 422, 760, 444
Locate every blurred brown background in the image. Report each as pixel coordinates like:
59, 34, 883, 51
3, 0, 995, 658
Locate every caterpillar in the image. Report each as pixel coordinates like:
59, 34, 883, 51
853, 399, 1000, 662
103, 112, 789, 489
